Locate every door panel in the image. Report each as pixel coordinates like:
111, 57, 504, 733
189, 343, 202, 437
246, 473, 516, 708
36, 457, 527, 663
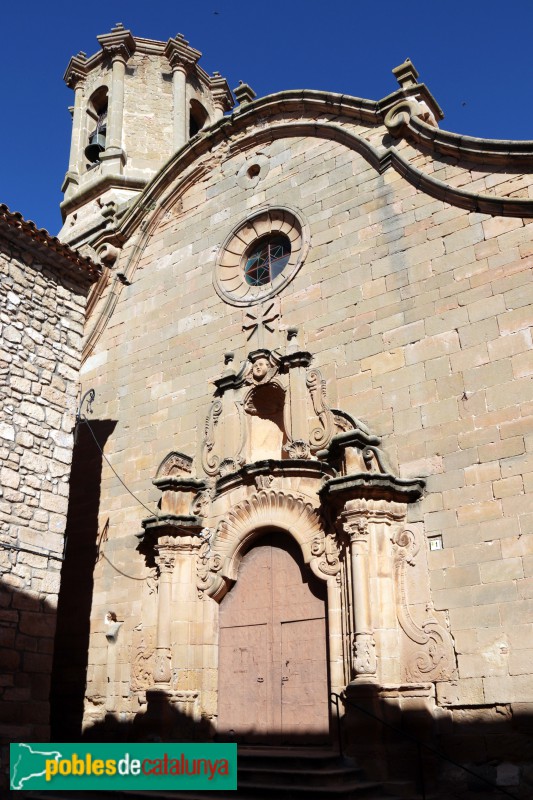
281, 617, 329, 738
218, 623, 268, 737
218, 532, 329, 743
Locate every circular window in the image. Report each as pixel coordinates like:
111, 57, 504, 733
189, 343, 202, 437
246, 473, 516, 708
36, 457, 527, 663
214, 207, 309, 306
244, 234, 291, 286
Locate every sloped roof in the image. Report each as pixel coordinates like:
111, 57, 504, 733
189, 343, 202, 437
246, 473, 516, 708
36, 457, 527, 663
0, 203, 100, 282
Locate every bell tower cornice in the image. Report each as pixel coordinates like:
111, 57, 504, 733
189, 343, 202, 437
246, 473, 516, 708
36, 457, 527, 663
96, 22, 136, 64
63, 52, 88, 89
164, 33, 201, 73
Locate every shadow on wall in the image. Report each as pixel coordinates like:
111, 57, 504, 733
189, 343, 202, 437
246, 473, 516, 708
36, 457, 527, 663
0, 581, 57, 793
50, 419, 116, 742
340, 683, 533, 799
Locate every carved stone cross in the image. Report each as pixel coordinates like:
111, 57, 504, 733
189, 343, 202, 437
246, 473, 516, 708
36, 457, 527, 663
242, 300, 280, 348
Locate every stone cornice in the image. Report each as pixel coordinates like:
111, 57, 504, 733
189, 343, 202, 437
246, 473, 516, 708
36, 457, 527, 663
215, 458, 336, 497
63, 51, 89, 88
97, 23, 136, 63
164, 34, 201, 72
385, 103, 533, 165
0, 203, 100, 284
60, 173, 148, 221
320, 473, 425, 507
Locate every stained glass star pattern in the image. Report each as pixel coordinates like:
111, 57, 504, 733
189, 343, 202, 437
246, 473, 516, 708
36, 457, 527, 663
244, 235, 291, 286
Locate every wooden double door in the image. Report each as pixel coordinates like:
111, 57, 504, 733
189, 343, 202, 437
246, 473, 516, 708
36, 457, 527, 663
218, 532, 329, 743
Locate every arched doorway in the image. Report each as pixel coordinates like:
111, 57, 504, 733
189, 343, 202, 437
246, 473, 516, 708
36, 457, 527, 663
218, 531, 329, 744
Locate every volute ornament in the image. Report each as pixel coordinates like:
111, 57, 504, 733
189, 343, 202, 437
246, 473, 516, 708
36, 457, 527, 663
392, 528, 457, 682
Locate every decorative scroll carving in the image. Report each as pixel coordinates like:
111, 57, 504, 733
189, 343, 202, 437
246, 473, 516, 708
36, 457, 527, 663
311, 532, 340, 577
201, 400, 222, 476
146, 567, 158, 596
191, 487, 213, 517
196, 537, 223, 597
306, 368, 334, 451
393, 528, 457, 682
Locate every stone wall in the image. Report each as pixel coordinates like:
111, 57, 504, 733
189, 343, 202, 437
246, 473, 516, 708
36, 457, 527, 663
0, 211, 97, 765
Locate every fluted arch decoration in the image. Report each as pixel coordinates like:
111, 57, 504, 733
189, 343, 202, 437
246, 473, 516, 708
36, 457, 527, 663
199, 489, 325, 601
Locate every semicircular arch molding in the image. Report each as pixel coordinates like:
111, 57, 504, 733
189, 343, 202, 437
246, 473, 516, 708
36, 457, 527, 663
207, 489, 324, 600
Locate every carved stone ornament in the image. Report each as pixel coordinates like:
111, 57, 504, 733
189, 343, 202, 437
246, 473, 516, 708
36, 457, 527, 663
284, 439, 311, 460
131, 628, 156, 691
155, 548, 177, 574
153, 650, 172, 684
343, 516, 369, 542
254, 474, 273, 490
156, 450, 193, 478
196, 538, 223, 598
198, 489, 324, 600
191, 487, 213, 517
392, 528, 457, 682
311, 532, 341, 577
306, 369, 335, 452
354, 632, 377, 675
200, 346, 358, 478
202, 400, 223, 476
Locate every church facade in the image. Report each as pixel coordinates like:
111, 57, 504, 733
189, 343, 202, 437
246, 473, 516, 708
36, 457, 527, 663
51, 24, 532, 792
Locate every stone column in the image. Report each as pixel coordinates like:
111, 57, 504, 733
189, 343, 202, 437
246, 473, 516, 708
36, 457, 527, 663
153, 543, 176, 685
171, 64, 188, 150
96, 24, 135, 174
326, 577, 345, 694
63, 53, 88, 200
164, 35, 200, 152
68, 79, 85, 174
341, 510, 377, 680
107, 47, 127, 152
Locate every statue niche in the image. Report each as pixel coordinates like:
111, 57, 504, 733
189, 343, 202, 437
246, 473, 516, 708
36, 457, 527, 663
244, 362, 287, 462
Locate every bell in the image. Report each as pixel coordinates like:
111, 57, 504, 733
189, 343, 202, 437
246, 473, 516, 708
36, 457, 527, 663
84, 131, 106, 163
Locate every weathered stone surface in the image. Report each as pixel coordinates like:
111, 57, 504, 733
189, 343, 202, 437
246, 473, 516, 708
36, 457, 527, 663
0, 206, 93, 763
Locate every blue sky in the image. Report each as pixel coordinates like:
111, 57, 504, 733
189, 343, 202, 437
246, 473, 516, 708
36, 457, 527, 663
1, 1, 532, 234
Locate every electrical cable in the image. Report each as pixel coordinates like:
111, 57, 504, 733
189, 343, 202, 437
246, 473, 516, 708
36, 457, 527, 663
77, 415, 159, 519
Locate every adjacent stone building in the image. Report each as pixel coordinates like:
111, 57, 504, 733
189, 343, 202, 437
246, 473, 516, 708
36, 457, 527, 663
8, 21, 533, 796
0, 204, 98, 782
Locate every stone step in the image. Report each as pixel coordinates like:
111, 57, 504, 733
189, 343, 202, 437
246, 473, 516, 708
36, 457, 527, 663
24, 747, 402, 799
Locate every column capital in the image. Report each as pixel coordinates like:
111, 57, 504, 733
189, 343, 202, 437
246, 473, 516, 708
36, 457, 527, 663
154, 545, 177, 574
341, 513, 369, 543
164, 34, 201, 73
97, 22, 136, 64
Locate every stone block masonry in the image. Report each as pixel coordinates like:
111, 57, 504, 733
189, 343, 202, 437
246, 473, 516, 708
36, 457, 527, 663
0, 205, 97, 783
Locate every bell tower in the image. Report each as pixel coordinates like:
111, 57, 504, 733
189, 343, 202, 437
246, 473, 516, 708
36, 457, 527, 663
60, 24, 233, 246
